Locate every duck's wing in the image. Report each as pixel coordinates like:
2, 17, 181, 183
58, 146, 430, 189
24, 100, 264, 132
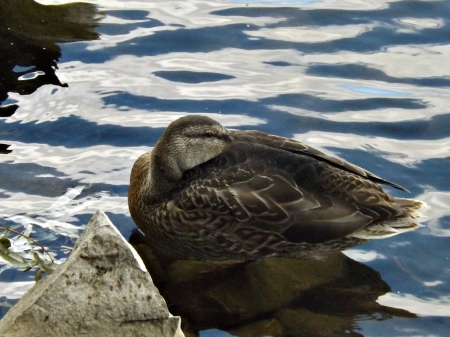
229, 130, 408, 192
175, 146, 383, 244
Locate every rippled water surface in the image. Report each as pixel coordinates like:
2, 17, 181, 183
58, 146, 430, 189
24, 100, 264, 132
1, 0, 450, 336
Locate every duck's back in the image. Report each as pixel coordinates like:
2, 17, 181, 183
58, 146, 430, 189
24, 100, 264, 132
132, 127, 424, 261
172, 136, 422, 250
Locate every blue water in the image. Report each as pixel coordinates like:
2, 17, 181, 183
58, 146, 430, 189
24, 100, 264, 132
1, 0, 450, 336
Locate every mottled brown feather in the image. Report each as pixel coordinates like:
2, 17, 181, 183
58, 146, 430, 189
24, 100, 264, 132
128, 115, 425, 261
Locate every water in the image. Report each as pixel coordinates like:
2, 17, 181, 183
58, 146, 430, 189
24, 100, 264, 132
1, 0, 449, 335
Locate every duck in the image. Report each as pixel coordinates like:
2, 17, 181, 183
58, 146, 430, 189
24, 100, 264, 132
128, 115, 424, 261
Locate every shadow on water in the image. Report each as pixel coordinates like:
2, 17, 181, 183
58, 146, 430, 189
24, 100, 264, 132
130, 231, 416, 337
0, 0, 102, 118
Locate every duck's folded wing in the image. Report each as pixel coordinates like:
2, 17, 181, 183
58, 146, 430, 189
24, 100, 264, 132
174, 161, 375, 244
233, 175, 378, 243
230, 130, 407, 192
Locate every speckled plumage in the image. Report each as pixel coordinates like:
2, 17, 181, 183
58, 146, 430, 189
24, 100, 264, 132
128, 115, 424, 261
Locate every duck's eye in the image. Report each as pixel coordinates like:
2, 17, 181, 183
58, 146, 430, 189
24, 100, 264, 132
205, 131, 214, 138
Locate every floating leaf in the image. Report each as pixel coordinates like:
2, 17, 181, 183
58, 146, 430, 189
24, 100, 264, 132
0, 226, 57, 278
0, 242, 33, 269
0, 301, 14, 308
32, 252, 58, 275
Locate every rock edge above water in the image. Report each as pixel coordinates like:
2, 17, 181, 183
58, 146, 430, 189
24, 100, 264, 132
0, 210, 184, 337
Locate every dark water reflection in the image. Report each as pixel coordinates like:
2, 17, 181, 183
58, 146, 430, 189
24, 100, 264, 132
1, 0, 450, 336
0, 0, 101, 116
131, 230, 416, 337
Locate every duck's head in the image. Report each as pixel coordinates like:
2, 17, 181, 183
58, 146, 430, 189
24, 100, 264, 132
152, 115, 231, 181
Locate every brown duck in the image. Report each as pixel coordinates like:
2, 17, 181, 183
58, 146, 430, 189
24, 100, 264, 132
128, 115, 424, 261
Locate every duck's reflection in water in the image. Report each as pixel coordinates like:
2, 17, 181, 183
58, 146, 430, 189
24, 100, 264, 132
130, 230, 415, 337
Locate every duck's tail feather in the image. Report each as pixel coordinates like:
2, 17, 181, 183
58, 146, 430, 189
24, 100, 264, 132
352, 198, 427, 240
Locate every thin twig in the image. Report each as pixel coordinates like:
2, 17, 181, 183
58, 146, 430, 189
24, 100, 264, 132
0, 226, 54, 263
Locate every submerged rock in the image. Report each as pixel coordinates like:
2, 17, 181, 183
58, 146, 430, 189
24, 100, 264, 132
0, 210, 184, 337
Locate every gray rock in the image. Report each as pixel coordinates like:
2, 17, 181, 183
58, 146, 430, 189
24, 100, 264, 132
0, 210, 184, 337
